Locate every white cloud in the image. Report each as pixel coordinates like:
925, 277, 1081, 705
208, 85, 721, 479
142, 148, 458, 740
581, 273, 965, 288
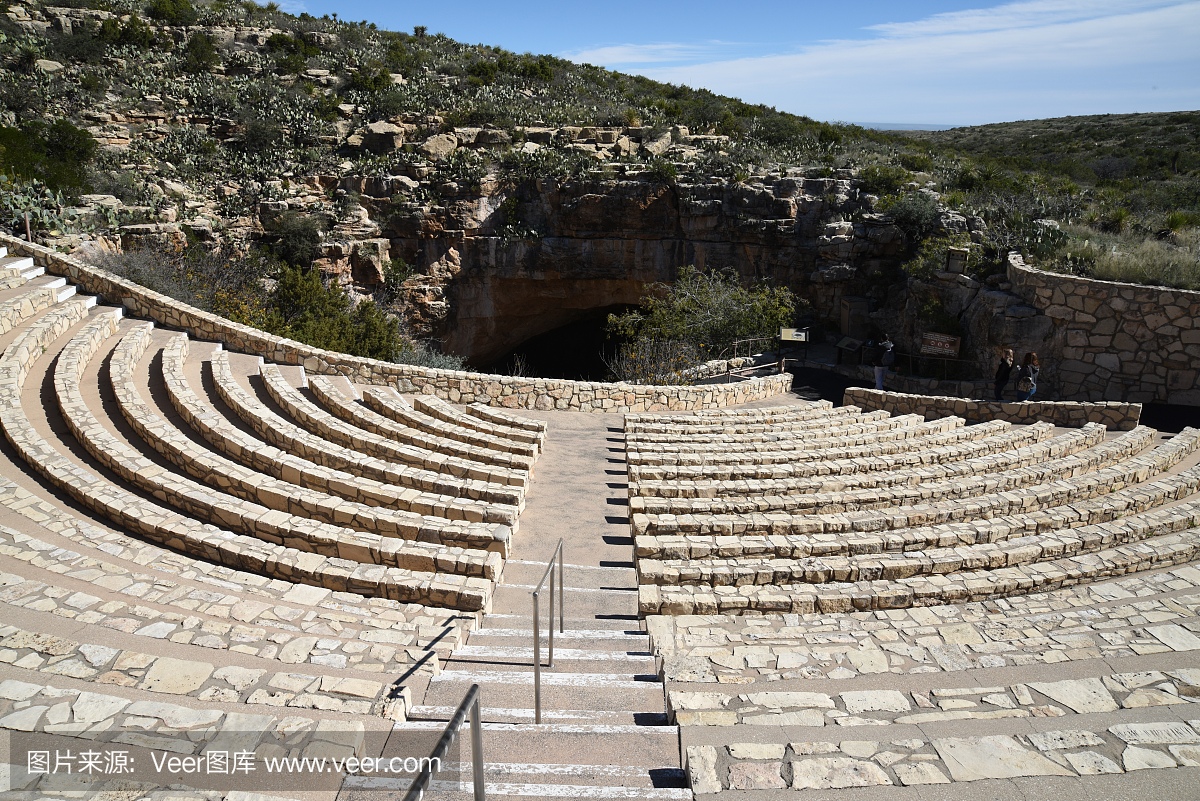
629, 1, 1200, 124
865, 0, 1178, 37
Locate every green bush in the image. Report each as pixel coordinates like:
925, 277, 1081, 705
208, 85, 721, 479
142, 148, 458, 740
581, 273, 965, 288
884, 192, 941, 248
182, 32, 220, 73
145, 0, 198, 25
607, 266, 800, 359
98, 14, 156, 48
0, 120, 96, 196
858, 164, 911, 196
265, 211, 322, 268
264, 265, 403, 360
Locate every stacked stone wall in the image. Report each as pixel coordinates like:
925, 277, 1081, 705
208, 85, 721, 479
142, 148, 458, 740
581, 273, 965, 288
844, 387, 1141, 430
0, 233, 790, 411
1007, 253, 1200, 405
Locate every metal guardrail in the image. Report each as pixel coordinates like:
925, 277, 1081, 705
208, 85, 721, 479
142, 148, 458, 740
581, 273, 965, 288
402, 683, 486, 801
532, 538, 565, 724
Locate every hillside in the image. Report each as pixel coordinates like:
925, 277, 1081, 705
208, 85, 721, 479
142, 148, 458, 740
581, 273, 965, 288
1, 0, 1198, 377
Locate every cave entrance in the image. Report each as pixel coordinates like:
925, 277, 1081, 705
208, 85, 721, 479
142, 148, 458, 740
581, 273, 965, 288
486, 305, 633, 381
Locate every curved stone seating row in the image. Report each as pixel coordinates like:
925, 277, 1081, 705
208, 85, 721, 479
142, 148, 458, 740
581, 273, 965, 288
88, 323, 503, 578
0, 476, 471, 648
628, 417, 998, 470
625, 405, 889, 439
0, 306, 491, 611
0, 307, 438, 605
211, 352, 523, 508
629, 419, 1042, 483
462, 400, 548, 434
624, 401, 836, 428
0, 284, 70, 337
642, 526, 1200, 614
636, 463, 1200, 563
310, 375, 536, 472
631, 427, 1200, 538
262, 364, 528, 489
640, 494, 1200, 588
159, 333, 516, 531
0, 522, 460, 673
633, 422, 1093, 499
362, 386, 538, 458
631, 425, 1148, 516
413, 393, 544, 450
627, 413, 953, 460
171, 347, 505, 527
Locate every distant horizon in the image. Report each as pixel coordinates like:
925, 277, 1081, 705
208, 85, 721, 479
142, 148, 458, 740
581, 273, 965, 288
849, 122, 963, 131
289, 0, 1200, 127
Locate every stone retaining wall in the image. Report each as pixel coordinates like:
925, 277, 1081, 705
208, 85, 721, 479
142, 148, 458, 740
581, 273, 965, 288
0, 234, 790, 411
844, 387, 1141, 430
1007, 253, 1200, 405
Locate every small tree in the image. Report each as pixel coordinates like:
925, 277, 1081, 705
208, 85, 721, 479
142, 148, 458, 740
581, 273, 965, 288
607, 266, 798, 360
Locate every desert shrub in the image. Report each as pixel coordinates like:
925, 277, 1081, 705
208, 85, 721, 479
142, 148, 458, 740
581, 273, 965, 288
899, 152, 934, 172
0, 120, 96, 195
264, 211, 322, 268
94, 243, 272, 321
145, 0, 198, 25
883, 192, 940, 247
606, 338, 700, 385
262, 265, 403, 360
1054, 229, 1200, 290
182, 32, 220, 74
858, 164, 911, 196
901, 236, 972, 280
607, 266, 799, 359
345, 64, 392, 94
45, 20, 109, 63
98, 14, 155, 48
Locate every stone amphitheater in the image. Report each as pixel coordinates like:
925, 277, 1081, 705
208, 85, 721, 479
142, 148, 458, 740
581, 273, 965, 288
1, 237, 1200, 801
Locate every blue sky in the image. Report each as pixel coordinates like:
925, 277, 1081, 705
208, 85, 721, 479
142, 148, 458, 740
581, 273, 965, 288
284, 0, 1200, 126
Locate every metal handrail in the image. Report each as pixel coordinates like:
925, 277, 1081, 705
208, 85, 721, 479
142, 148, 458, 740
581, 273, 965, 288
402, 683, 486, 801
531, 538, 565, 724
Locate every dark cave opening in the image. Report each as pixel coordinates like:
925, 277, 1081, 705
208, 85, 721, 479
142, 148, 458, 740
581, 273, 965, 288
485, 305, 634, 381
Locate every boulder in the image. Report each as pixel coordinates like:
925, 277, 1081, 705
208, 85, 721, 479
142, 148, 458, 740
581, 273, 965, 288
475, 128, 511, 147
35, 59, 65, 73
351, 238, 390, 285
642, 131, 673, 156
362, 120, 404, 154
419, 133, 458, 160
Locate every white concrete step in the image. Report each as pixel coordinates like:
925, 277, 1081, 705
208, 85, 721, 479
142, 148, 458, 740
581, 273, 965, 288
55, 285, 76, 303
0, 246, 7, 258
408, 704, 667, 726
431, 669, 656, 688
347, 777, 690, 799
451, 645, 653, 662
483, 614, 642, 632
0, 256, 35, 274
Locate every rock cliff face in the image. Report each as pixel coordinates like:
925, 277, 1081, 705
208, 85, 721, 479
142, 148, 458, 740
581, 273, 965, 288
374, 175, 905, 363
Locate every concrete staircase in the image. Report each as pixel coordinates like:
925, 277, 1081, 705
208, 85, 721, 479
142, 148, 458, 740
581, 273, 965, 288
399, 414, 691, 799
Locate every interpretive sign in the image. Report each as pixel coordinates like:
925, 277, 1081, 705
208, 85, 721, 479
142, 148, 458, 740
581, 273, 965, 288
920, 333, 961, 357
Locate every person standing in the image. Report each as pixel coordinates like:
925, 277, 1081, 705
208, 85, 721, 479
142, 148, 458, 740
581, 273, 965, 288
1015, 352, 1040, 402
994, 348, 1014, 401
874, 337, 894, 391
